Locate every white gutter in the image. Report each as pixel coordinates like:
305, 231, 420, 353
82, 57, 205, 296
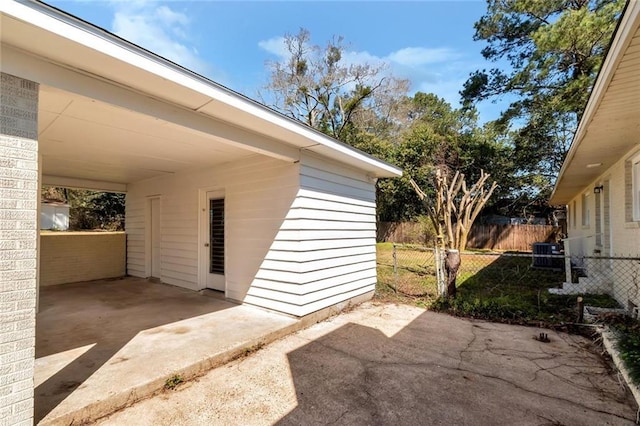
3, 0, 402, 178
550, 0, 640, 203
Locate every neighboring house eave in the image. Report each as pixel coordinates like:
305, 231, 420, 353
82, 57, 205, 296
550, 0, 640, 205
0, 0, 402, 179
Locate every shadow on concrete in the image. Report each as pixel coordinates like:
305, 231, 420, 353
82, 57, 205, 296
278, 309, 635, 425
35, 277, 233, 423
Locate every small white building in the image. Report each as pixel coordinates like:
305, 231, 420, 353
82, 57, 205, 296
40, 201, 69, 230
549, 1, 640, 304
0, 1, 402, 423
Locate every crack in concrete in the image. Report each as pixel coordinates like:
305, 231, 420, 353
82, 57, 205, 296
457, 324, 479, 368
447, 363, 634, 421
328, 408, 351, 425
306, 326, 634, 423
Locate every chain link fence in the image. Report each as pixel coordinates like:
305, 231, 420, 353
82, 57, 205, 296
557, 255, 640, 316
377, 243, 640, 319
377, 244, 438, 298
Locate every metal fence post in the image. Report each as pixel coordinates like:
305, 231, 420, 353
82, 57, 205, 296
392, 243, 398, 293
434, 246, 445, 297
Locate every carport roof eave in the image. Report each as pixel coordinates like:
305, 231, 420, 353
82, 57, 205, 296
549, 179, 585, 206
549, 0, 640, 206
1, 0, 402, 179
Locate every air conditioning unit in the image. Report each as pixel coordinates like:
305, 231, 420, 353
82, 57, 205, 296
532, 242, 563, 269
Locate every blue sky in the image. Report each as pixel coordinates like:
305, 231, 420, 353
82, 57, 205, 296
47, 0, 508, 122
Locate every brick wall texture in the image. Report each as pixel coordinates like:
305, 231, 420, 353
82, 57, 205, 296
0, 73, 38, 425
40, 232, 126, 286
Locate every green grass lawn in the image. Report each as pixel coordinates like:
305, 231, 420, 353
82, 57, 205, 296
376, 243, 438, 303
376, 243, 620, 325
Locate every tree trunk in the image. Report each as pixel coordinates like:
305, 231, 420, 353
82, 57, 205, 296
458, 231, 469, 252
445, 249, 461, 298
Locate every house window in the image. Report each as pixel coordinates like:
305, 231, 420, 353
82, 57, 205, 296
572, 200, 576, 229
581, 192, 590, 227
633, 153, 640, 221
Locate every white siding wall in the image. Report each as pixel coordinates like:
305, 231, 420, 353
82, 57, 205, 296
245, 152, 377, 316
566, 146, 640, 258
566, 146, 640, 307
126, 151, 378, 317
126, 155, 299, 300
611, 151, 640, 257
565, 189, 594, 257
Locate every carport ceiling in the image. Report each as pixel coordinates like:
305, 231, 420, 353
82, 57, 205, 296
39, 85, 256, 186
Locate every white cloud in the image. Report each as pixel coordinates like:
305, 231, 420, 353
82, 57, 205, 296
341, 50, 386, 68
110, 1, 209, 75
257, 37, 289, 59
155, 5, 188, 27
387, 47, 459, 66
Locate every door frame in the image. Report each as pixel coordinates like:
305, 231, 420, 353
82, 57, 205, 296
198, 187, 226, 292
144, 195, 162, 278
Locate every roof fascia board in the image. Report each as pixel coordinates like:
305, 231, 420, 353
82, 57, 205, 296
1, 45, 300, 163
4, 0, 402, 178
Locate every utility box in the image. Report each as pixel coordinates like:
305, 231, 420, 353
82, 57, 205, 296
532, 242, 563, 269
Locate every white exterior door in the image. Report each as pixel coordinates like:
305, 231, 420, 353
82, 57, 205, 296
150, 197, 161, 278
206, 192, 225, 291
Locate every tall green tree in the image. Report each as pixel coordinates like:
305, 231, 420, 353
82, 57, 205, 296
462, 0, 624, 204
379, 93, 510, 222
42, 187, 125, 230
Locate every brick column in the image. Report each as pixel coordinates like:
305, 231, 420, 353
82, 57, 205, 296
0, 73, 39, 425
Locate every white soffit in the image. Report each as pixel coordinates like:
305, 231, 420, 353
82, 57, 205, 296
0, 0, 402, 179
38, 86, 257, 185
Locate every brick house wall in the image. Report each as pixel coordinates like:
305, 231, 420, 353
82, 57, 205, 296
0, 73, 39, 424
40, 232, 126, 286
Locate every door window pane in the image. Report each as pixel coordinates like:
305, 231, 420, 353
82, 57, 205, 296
209, 198, 224, 274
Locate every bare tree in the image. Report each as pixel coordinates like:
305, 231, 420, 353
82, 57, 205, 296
410, 167, 497, 297
261, 28, 409, 141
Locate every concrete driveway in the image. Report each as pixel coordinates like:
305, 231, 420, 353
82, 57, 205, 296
35, 278, 299, 425
98, 302, 636, 425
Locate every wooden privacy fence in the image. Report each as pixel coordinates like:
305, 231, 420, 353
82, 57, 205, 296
377, 222, 560, 252
467, 224, 559, 251
377, 222, 432, 245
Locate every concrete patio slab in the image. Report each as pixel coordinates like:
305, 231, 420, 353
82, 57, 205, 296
35, 278, 299, 425
98, 302, 637, 425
